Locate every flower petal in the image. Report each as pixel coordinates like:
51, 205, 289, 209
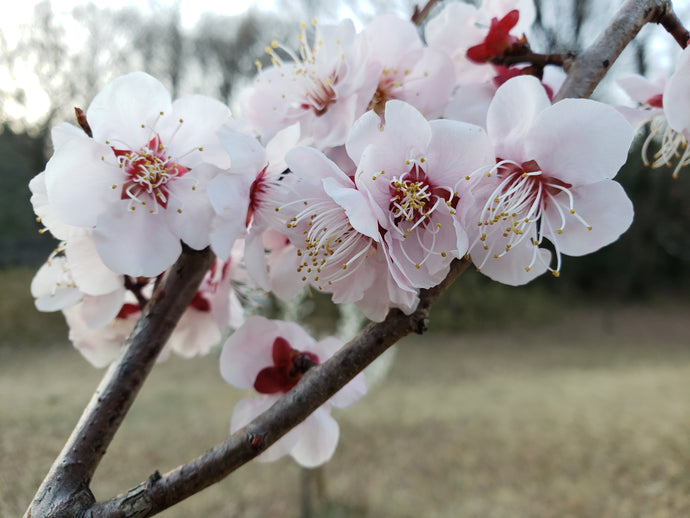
289, 407, 340, 468
426, 119, 493, 188
87, 72, 171, 146
93, 201, 182, 277
544, 180, 633, 256
44, 138, 121, 227
164, 95, 233, 169
664, 47, 690, 132
527, 98, 634, 184
220, 315, 278, 389
470, 237, 551, 286
322, 177, 379, 240
64, 231, 123, 295
217, 126, 266, 174
487, 75, 550, 162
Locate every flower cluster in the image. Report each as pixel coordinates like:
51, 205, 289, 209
617, 45, 690, 178
30, 0, 652, 467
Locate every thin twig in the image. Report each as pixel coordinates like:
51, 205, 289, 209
657, 9, 690, 48
89, 258, 472, 518
554, 0, 671, 102
25, 246, 215, 518
492, 51, 575, 70
411, 0, 441, 26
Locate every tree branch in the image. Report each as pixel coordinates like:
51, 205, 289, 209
411, 0, 441, 26
492, 51, 575, 70
88, 258, 472, 518
25, 246, 215, 518
554, 0, 671, 102
658, 8, 690, 49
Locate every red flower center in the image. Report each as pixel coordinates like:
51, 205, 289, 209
253, 337, 319, 394
114, 135, 188, 209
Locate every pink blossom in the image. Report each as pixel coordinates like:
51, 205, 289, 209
274, 145, 417, 320
362, 14, 455, 119
240, 20, 373, 149
38, 72, 232, 277
425, 0, 535, 86
349, 100, 493, 290
220, 316, 366, 468
654, 46, 690, 177
209, 124, 298, 277
166, 255, 245, 358
445, 65, 565, 128
466, 76, 634, 285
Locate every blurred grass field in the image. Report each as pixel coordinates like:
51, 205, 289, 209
1, 267, 690, 517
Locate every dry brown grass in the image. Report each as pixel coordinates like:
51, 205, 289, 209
2, 305, 690, 517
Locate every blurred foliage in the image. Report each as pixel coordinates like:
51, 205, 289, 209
0, 124, 54, 266
0, 266, 67, 345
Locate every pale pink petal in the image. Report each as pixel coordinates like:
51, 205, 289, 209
51, 122, 86, 150
345, 110, 381, 165
31, 256, 83, 312
80, 289, 127, 329
268, 246, 304, 301
664, 47, 690, 132
220, 315, 278, 388
243, 231, 271, 291
166, 165, 218, 250
64, 231, 123, 295
470, 238, 551, 286
63, 304, 130, 368
217, 126, 267, 174
93, 201, 182, 277
227, 289, 245, 330
168, 309, 222, 358
426, 119, 493, 188
543, 180, 633, 256
87, 71, 171, 146
164, 95, 233, 169
527, 98, 634, 184
289, 407, 340, 468
322, 177, 379, 240
265, 123, 301, 174
355, 144, 410, 217
364, 14, 422, 65
286, 146, 351, 185
617, 73, 664, 105
385, 231, 453, 289
615, 105, 659, 130
44, 139, 121, 227
356, 248, 419, 321
208, 173, 252, 259
487, 75, 550, 162
393, 47, 456, 119
444, 82, 496, 128
29, 172, 73, 241
381, 100, 432, 155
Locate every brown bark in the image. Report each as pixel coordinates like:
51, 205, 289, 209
554, 0, 672, 102
25, 246, 215, 518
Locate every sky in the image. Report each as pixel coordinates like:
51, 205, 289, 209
3, 0, 690, 124
0, 0, 280, 123
2, 0, 273, 37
